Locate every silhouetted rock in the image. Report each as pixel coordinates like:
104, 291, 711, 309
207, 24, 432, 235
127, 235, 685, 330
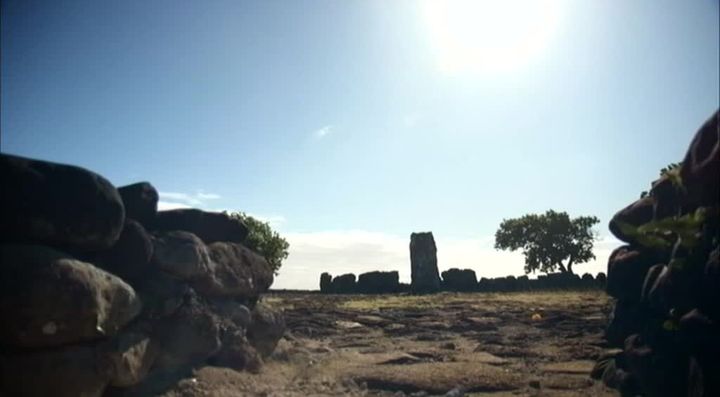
410, 232, 441, 293
118, 182, 159, 228
91, 218, 153, 281
320, 272, 332, 292
680, 111, 720, 209
195, 242, 274, 299
606, 246, 657, 301
151, 209, 248, 244
151, 231, 213, 280
0, 244, 142, 349
357, 271, 400, 293
0, 154, 125, 250
441, 268, 477, 292
330, 273, 357, 293
609, 197, 655, 245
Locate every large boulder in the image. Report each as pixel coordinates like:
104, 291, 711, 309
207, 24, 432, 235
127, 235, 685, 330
409, 232, 441, 293
609, 197, 655, 245
151, 231, 213, 280
100, 324, 159, 388
91, 218, 153, 281
247, 303, 286, 357
319, 272, 332, 292
152, 293, 221, 369
117, 182, 159, 228
0, 343, 111, 397
0, 245, 142, 349
330, 273, 357, 293
441, 268, 478, 292
606, 246, 658, 301
679, 111, 719, 210
0, 154, 125, 250
193, 242, 274, 299
151, 209, 248, 244
357, 271, 400, 293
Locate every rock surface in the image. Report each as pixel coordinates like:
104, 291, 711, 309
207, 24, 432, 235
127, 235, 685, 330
441, 268, 478, 292
357, 271, 400, 294
0, 154, 125, 250
409, 232, 441, 293
117, 182, 159, 228
0, 244, 142, 349
151, 209, 248, 244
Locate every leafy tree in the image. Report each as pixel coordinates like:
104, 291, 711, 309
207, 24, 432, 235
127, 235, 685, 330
494, 210, 599, 275
228, 212, 289, 274
641, 162, 683, 198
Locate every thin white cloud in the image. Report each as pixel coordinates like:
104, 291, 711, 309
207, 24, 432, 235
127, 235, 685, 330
157, 201, 193, 211
272, 231, 620, 290
313, 125, 333, 138
158, 191, 222, 207
247, 213, 287, 228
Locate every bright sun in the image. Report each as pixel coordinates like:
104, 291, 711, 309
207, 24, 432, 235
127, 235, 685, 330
422, 0, 563, 74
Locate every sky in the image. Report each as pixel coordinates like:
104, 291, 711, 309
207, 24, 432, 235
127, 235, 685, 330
2, 0, 718, 290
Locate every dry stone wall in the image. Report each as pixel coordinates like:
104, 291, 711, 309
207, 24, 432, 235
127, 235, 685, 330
592, 111, 719, 397
0, 154, 285, 397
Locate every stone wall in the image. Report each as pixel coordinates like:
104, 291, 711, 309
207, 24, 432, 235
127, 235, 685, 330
0, 154, 285, 396
592, 111, 719, 396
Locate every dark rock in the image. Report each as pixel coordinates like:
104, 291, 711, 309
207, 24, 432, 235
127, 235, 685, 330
211, 328, 263, 373
153, 294, 221, 369
357, 271, 400, 293
410, 232, 441, 293
596, 272, 607, 287
441, 268, 477, 292
91, 218, 153, 281
606, 300, 645, 348
0, 343, 111, 397
606, 246, 657, 301
680, 111, 719, 209
609, 197, 655, 245
701, 248, 720, 320
247, 303, 286, 357
194, 242, 274, 299
117, 182, 159, 228
211, 300, 252, 329
320, 272, 332, 292
330, 273, 357, 293
679, 309, 720, 358
0, 154, 125, 250
151, 209, 248, 244
624, 333, 688, 397
151, 231, 213, 280
0, 244, 142, 349
100, 324, 159, 387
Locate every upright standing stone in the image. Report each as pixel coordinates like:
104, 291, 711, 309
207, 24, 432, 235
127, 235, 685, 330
410, 232, 441, 293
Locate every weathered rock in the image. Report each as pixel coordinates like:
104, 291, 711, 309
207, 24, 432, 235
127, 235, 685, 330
330, 273, 357, 293
91, 218, 153, 281
0, 244, 142, 349
153, 294, 221, 369
210, 328, 263, 373
247, 303, 286, 357
441, 268, 477, 292
100, 325, 159, 387
609, 197, 655, 245
117, 182, 159, 228
320, 272, 332, 292
357, 271, 400, 293
0, 343, 111, 397
679, 111, 719, 209
606, 246, 657, 301
194, 242, 274, 299
0, 154, 125, 250
409, 232, 441, 293
151, 209, 248, 244
606, 300, 645, 348
151, 231, 213, 280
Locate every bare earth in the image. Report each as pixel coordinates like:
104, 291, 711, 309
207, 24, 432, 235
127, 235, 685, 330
159, 291, 618, 396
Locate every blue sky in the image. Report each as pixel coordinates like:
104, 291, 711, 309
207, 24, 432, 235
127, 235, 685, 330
2, 0, 718, 289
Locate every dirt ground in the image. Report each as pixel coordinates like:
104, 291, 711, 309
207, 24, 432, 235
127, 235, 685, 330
160, 291, 619, 397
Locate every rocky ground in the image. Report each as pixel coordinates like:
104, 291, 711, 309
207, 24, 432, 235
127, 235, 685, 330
155, 290, 618, 397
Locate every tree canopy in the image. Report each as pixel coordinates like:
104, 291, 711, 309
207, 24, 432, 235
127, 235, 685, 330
494, 210, 599, 275
228, 212, 289, 274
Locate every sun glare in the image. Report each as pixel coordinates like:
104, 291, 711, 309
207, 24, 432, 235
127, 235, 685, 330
423, 0, 563, 74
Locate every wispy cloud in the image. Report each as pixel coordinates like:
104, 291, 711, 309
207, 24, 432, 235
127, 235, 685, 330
158, 190, 222, 211
273, 231, 620, 290
246, 213, 287, 228
313, 125, 333, 138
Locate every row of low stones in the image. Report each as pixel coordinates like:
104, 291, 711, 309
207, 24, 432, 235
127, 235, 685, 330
592, 111, 719, 396
0, 154, 285, 397
319, 269, 605, 294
